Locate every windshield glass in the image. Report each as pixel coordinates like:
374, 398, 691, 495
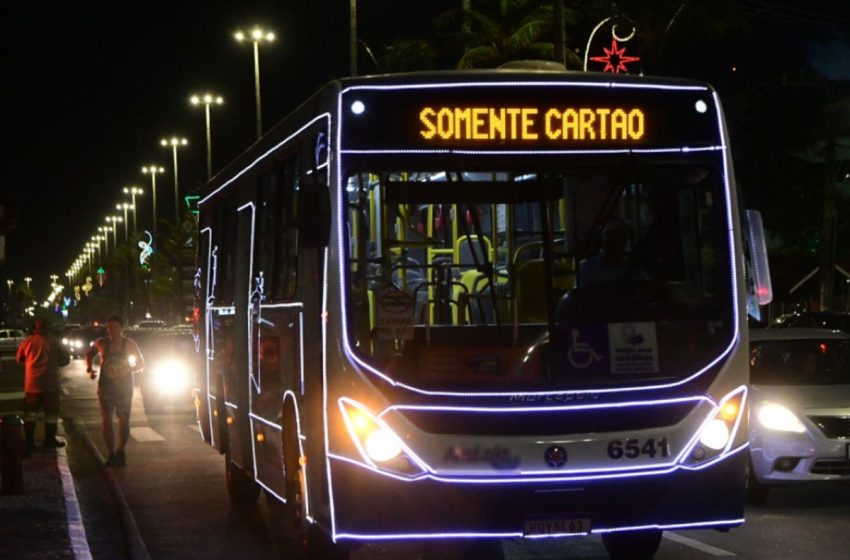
750, 338, 850, 385
343, 162, 733, 391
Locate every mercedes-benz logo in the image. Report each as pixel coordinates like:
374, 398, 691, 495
544, 445, 567, 468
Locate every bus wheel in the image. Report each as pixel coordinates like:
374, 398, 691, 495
281, 416, 348, 560
601, 530, 662, 560
225, 449, 260, 504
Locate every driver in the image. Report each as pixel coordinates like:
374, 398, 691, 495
576, 217, 638, 287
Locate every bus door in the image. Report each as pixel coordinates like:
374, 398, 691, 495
222, 201, 255, 470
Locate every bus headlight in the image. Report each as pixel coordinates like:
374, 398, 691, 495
339, 398, 426, 477
757, 403, 806, 433
683, 386, 747, 466
151, 359, 190, 395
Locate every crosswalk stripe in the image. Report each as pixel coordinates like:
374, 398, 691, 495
130, 426, 166, 442
664, 531, 736, 557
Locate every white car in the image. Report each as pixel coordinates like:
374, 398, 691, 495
0, 328, 26, 354
748, 328, 850, 503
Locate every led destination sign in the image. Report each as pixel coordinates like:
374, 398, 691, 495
341, 84, 719, 150
419, 106, 644, 142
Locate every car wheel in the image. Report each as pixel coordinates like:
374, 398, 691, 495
601, 530, 663, 560
746, 459, 770, 505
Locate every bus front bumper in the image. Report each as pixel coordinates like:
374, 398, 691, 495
328, 448, 746, 540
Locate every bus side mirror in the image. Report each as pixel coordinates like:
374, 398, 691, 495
744, 209, 772, 320
299, 181, 331, 248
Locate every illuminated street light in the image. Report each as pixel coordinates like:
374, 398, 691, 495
23, 276, 32, 289
97, 227, 108, 258
106, 216, 122, 249
116, 202, 132, 241
234, 26, 275, 138
124, 185, 145, 234
49, 274, 59, 288
6, 279, 13, 296
190, 93, 224, 179
159, 137, 188, 223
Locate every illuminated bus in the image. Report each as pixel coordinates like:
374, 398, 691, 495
194, 68, 770, 559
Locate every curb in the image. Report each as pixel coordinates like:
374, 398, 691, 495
65, 417, 150, 560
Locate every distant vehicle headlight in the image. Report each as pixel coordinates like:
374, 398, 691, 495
757, 402, 806, 433
150, 359, 190, 395
62, 338, 69, 345
73, 340, 83, 349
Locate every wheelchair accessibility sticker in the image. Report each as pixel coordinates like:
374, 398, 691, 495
565, 323, 658, 374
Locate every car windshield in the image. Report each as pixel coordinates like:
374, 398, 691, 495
750, 338, 850, 385
343, 163, 734, 391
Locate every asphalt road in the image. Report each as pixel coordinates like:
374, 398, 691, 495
1, 355, 849, 559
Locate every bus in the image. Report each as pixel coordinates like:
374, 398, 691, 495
194, 68, 767, 559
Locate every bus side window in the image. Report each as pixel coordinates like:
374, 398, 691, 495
272, 154, 300, 301
213, 196, 237, 303
255, 171, 277, 295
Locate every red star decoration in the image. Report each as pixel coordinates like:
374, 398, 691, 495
590, 38, 640, 74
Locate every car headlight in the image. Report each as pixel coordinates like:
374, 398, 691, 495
62, 338, 69, 345
150, 359, 190, 395
757, 402, 806, 433
74, 340, 83, 349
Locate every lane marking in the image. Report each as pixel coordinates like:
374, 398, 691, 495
130, 427, 166, 442
188, 424, 201, 434
664, 532, 736, 557
57, 434, 93, 559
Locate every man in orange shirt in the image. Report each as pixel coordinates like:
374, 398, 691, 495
16, 318, 70, 456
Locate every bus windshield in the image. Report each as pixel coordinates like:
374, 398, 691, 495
343, 161, 733, 391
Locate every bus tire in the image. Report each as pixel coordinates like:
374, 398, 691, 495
601, 530, 662, 560
281, 408, 348, 560
225, 449, 260, 504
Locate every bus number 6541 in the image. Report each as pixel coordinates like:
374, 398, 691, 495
607, 438, 670, 459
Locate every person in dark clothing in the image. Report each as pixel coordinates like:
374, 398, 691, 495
16, 318, 70, 456
85, 315, 144, 467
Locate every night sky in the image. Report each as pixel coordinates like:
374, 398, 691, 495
1, 1, 453, 299
2, 1, 848, 302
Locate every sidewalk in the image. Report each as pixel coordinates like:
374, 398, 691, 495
0, 431, 89, 559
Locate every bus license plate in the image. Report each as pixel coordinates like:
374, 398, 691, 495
524, 517, 591, 536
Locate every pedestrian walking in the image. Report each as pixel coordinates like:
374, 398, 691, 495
16, 318, 71, 457
85, 315, 144, 467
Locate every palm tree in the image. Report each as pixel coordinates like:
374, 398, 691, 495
435, 0, 582, 69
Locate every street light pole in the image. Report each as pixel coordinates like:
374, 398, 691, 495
124, 185, 144, 235
141, 167, 165, 235
107, 216, 121, 249
191, 93, 224, 179
160, 137, 188, 224
117, 203, 130, 241
235, 27, 274, 139
6, 279, 13, 296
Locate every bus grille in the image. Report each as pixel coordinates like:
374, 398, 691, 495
811, 459, 850, 476
808, 416, 850, 439
397, 401, 698, 436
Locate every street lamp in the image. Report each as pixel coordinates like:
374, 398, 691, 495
6, 279, 13, 296
24, 277, 32, 290
190, 93, 224, 179
234, 27, 275, 139
49, 274, 59, 288
159, 137, 188, 224
116, 203, 131, 241
97, 227, 110, 258
124, 185, 145, 234
106, 216, 121, 249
